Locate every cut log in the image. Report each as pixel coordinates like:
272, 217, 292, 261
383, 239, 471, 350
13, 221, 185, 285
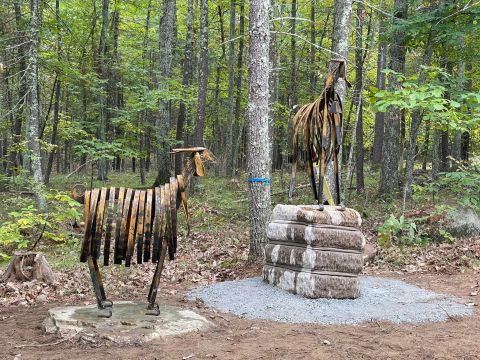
1, 252, 55, 284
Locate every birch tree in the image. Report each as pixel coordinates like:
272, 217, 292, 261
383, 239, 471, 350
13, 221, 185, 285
26, 0, 46, 210
247, 0, 271, 260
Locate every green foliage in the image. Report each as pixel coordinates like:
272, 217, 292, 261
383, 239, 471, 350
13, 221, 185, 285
437, 159, 480, 212
0, 191, 81, 261
378, 214, 425, 247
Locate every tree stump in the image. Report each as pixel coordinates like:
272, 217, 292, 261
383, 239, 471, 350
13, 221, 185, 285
1, 252, 55, 284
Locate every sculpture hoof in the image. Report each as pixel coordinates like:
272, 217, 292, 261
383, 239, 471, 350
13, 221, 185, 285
146, 303, 160, 316
101, 299, 113, 308
318, 204, 325, 211
337, 203, 346, 211
97, 307, 112, 318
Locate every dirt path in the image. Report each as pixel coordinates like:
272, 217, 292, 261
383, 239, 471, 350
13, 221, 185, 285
1, 271, 479, 360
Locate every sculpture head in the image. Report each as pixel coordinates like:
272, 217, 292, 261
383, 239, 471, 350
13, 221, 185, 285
171, 147, 214, 186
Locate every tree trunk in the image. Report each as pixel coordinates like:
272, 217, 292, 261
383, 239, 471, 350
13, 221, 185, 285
309, 0, 316, 94
403, 35, 433, 203
26, 0, 46, 210
371, 22, 387, 165
154, 0, 177, 186
290, 0, 298, 107
379, 0, 407, 195
354, 2, 364, 192
225, 0, 236, 176
326, 0, 353, 202
247, 0, 271, 261
232, 0, 245, 175
45, 0, 62, 185
175, 0, 194, 176
96, 0, 109, 181
194, 0, 209, 147
8, 1, 28, 175
139, 0, 152, 184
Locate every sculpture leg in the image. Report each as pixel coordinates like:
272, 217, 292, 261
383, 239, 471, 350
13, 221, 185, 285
332, 114, 345, 211
87, 256, 112, 318
146, 239, 167, 315
93, 257, 113, 307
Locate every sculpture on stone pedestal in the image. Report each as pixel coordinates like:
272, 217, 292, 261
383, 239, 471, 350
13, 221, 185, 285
288, 59, 347, 211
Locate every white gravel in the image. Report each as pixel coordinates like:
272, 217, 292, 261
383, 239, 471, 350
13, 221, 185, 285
188, 276, 474, 325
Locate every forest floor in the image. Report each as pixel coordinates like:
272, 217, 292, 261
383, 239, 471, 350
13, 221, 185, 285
1, 171, 479, 359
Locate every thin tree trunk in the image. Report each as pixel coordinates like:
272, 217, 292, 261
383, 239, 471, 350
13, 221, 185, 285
225, 0, 236, 176
26, 0, 46, 210
309, 0, 316, 94
8, 1, 28, 175
354, 2, 365, 192
379, 0, 407, 195
45, 0, 62, 185
247, 0, 271, 261
139, 0, 152, 184
290, 0, 298, 107
175, 0, 194, 175
371, 22, 387, 165
153, 0, 177, 186
232, 0, 245, 175
194, 0, 209, 147
403, 35, 433, 203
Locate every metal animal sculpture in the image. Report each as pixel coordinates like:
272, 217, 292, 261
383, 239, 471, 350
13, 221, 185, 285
288, 59, 347, 211
75, 147, 211, 317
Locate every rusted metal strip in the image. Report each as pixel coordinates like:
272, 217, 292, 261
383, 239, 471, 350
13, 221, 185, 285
93, 187, 108, 259
119, 188, 134, 263
126, 190, 140, 267
163, 183, 171, 263
80, 190, 92, 262
169, 177, 178, 259
113, 187, 126, 264
143, 188, 153, 262
103, 187, 117, 266
152, 187, 162, 262
80, 189, 99, 262
136, 190, 146, 265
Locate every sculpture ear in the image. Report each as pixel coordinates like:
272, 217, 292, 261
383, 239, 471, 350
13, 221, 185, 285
193, 152, 205, 176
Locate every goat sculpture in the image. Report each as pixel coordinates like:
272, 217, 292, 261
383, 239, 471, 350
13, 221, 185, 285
288, 59, 347, 211
74, 147, 211, 317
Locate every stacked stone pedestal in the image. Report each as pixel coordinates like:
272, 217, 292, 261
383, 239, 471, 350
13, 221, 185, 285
263, 204, 365, 299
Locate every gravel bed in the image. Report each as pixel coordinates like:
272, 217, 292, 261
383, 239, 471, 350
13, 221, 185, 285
188, 276, 474, 325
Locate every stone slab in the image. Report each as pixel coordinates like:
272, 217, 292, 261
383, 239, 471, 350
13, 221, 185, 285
272, 204, 362, 228
43, 301, 211, 344
263, 265, 360, 299
267, 220, 365, 250
265, 243, 363, 274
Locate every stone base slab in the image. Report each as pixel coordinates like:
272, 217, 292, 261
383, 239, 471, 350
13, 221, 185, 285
263, 265, 360, 299
43, 301, 211, 344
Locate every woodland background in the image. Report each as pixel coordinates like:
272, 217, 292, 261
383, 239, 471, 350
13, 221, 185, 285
0, 0, 479, 261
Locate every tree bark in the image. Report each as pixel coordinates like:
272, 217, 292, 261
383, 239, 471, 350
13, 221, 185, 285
154, 0, 177, 186
96, 0, 109, 181
139, 0, 152, 184
403, 35, 433, 203
26, 0, 46, 210
232, 0, 246, 175
194, 0, 209, 147
45, 0, 62, 185
326, 0, 353, 202
247, 0, 271, 261
175, 0, 194, 176
290, 0, 298, 107
379, 0, 407, 195
371, 22, 387, 165
354, 2, 364, 192
225, 0, 236, 176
